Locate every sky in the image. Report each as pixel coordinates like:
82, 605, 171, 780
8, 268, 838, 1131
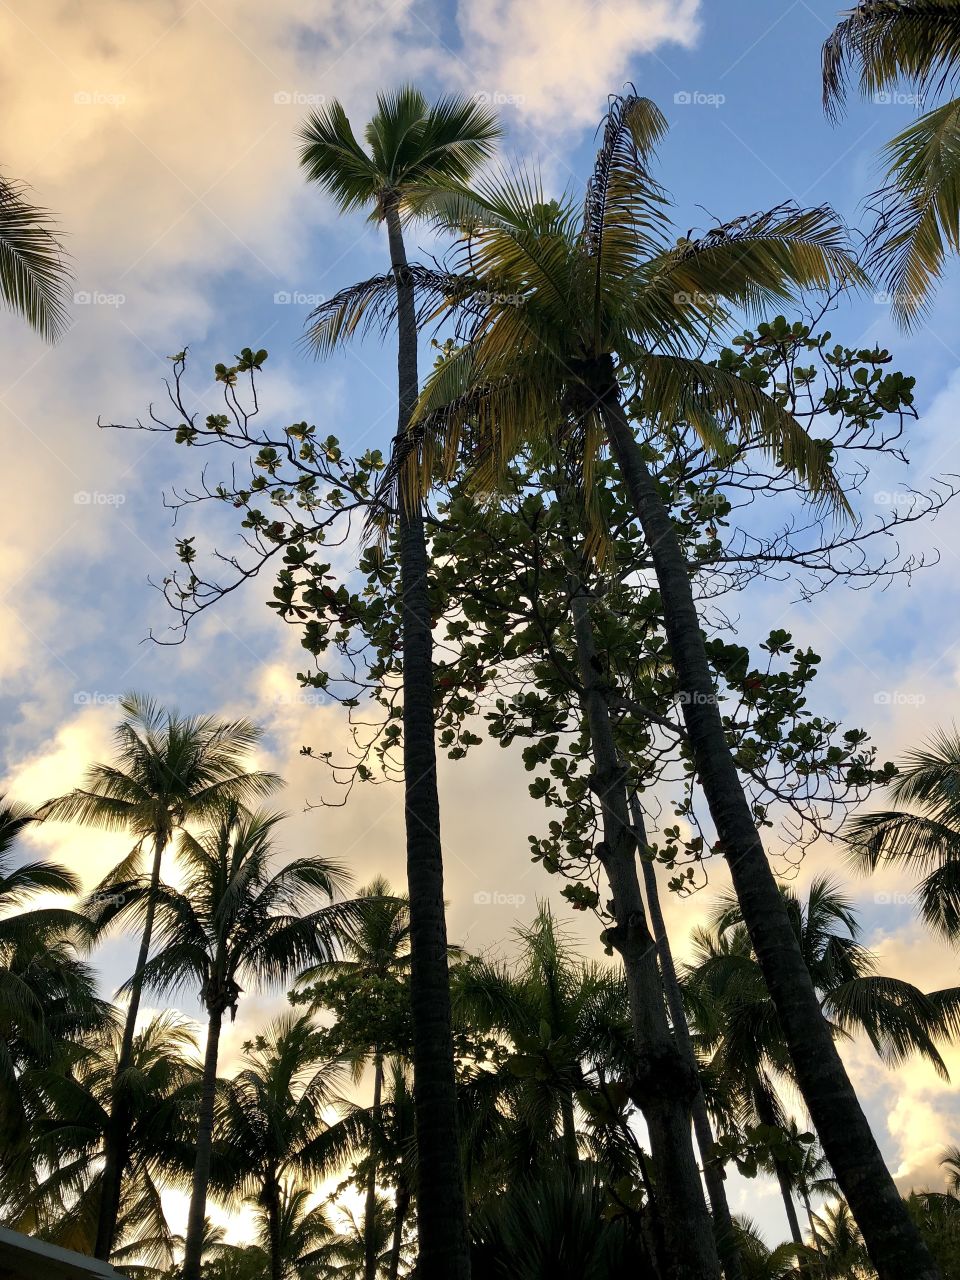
3, 0, 960, 1250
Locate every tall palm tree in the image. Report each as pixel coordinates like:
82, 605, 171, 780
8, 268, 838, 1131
214, 1011, 348, 1280
298, 87, 500, 1280
39, 694, 281, 1259
0, 174, 70, 340
454, 905, 628, 1178
112, 803, 356, 1280
352, 92, 937, 1279
0, 798, 108, 1215
15, 1012, 200, 1271
845, 727, 960, 941
823, 0, 960, 328
686, 877, 949, 1250
295, 877, 410, 1280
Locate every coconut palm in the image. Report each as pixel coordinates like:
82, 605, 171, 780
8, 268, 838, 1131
346, 90, 936, 1279
298, 87, 501, 1280
823, 0, 960, 328
110, 804, 355, 1280
213, 1012, 349, 1280
453, 904, 630, 1179
0, 174, 70, 340
11, 1013, 200, 1270
685, 876, 949, 1250
808, 1200, 875, 1279
294, 877, 410, 1280
39, 695, 280, 1260
845, 727, 960, 941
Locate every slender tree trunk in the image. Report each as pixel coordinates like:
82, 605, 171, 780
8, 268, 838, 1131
182, 1003, 224, 1280
801, 1187, 827, 1273
388, 1182, 410, 1280
364, 1053, 385, 1280
559, 1089, 580, 1170
384, 197, 471, 1280
629, 793, 744, 1280
94, 831, 165, 1260
752, 1087, 805, 1249
599, 383, 941, 1280
568, 580, 721, 1280
265, 1180, 283, 1280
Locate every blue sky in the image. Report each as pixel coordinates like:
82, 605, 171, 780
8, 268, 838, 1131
3, 0, 960, 1247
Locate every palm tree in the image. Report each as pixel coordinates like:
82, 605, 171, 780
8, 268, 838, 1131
112, 803, 356, 1280
845, 727, 960, 941
39, 694, 281, 1259
686, 876, 949, 1252
354, 91, 936, 1280
214, 1012, 348, 1280
298, 87, 500, 1280
15, 1013, 200, 1271
0, 798, 109, 1217
454, 905, 630, 1179
808, 1200, 875, 1278
295, 877, 410, 1280
823, 1, 960, 328
0, 174, 70, 340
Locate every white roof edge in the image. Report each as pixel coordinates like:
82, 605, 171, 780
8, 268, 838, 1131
0, 1225, 120, 1277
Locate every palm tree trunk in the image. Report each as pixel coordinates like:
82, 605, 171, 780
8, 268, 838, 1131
388, 1181, 410, 1280
364, 1053, 384, 1280
265, 1181, 283, 1280
752, 1085, 805, 1249
629, 793, 744, 1280
568, 580, 721, 1280
94, 830, 165, 1260
182, 1003, 224, 1280
600, 386, 941, 1280
383, 197, 471, 1280
559, 1090, 579, 1170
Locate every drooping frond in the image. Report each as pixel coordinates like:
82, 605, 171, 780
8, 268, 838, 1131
301, 264, 473, 359
640, 202, 867, 333
824, 0, 960, 116
0, 175, 71, 341
867, 97, 960, 326
629, 353, 852, 516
